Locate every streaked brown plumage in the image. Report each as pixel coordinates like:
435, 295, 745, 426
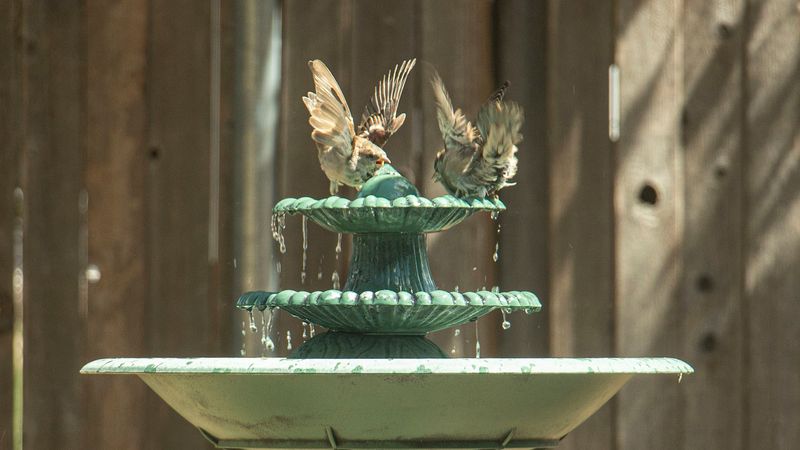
303, 58, 416, 194
431, 73, 523, 198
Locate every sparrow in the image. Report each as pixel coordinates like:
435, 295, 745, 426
431, 73, 523, 198
303, 58, 416, 194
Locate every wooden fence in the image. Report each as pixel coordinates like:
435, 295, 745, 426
1, 0, 798, 449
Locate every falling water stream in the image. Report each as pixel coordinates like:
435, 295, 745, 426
301, 216, 308, 284
332, 233, 342, 289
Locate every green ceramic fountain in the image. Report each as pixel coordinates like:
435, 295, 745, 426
82, 158, 693, 449
237, 165, 540, 338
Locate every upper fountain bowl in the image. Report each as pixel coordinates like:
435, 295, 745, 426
273, 165, 505, 234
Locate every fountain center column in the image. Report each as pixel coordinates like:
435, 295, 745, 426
344, 233, 436, 293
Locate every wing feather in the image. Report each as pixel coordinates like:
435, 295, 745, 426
430, 72, 474, 150
358, 58, 416, 147
304, 60, 354, 153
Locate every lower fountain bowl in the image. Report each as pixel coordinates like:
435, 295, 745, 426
237, 290, 541, 334
81, 357, 692, 449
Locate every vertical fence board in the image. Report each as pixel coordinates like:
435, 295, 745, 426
546, 1, 615, 448
21, 1, 86, 448
614, 0, 683, 448
84, 1, 149, 448
420, 0, 499, 356
745, 0, 800, 447
350, 1, 418, 182
276, 0, 351, 354
0, 1, 21, 447
212, 0, 238, 358
681, 1, 745, 449
146, 0, 215, 447
495, 0, 550, 357
234, 0, 284, 356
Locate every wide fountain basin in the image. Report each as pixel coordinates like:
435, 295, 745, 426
81, 357, 692, 449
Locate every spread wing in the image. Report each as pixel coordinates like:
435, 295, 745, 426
430, 72, 476, 151
357, 58, 416, 148
303, 60, 355, 155
477, 100, 523, 167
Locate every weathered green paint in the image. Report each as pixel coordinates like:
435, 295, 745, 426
236, 290, 540, 334
81, 357, 692, 449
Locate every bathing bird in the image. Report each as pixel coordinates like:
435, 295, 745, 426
431, 74, 523, 198
303, 58, 416, 194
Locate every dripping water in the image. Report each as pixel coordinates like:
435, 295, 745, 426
332, 232, 342, 288
270, 213, 287, 254
309, 323, 316, 338
501, 309, 511, 330
261, 309, 275, 354
248, 309, 258, 333
240, 320, 246, 355
474, 321, 481, 358
301, 216, 308, 284
492, 242, 499, 262
454, 328, 461, 336
286, 330, 293, 351
302, 321, 308, 339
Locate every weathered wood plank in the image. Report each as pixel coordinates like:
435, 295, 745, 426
234, 0, 284, 356
546, 1, 616, 448
614, 0, 684, 448
419, 0, 499, 356
84, 1, 150, 448
146, 0, 215, 447
349, 0, 419, 182
276, 0, 351, 354
494, 0, 550, 357
0, 1, 21, 447
745, 0, 800, 447
20, 1, 86, 448
681, 1, 745, 448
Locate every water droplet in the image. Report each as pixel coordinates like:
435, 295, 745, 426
472, 266, 477, 271
309, 323, 316, 337
491, 211, 499, 221
233, 258, 237, 269
240, 320, 246, 336
302, 322, 308, 339
492, 242, 499, 262
454, 285, 459, 292
678, 373, 683, 384
286, 330, 293, 351
501, 309, 511, 330
276, 261, 282, 274
454, 328, 461, 336
331, 271, 340, 290
335, 233, 343, 256
451, 347, 456, 354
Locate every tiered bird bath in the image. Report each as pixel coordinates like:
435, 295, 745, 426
82, 166, 692, 449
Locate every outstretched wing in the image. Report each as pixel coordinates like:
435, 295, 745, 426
430, 72, 476, 151
477, 100, 523, 171
357, 58, 416, 148
303, 60, 355, 154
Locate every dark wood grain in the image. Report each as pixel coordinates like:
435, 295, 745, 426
145, 0, 216, 447
20, 1, 86, 448
546, 1, 616, 448
744, 0, 800, 447
83, 1, 150, 448
0, 1, 21, 447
